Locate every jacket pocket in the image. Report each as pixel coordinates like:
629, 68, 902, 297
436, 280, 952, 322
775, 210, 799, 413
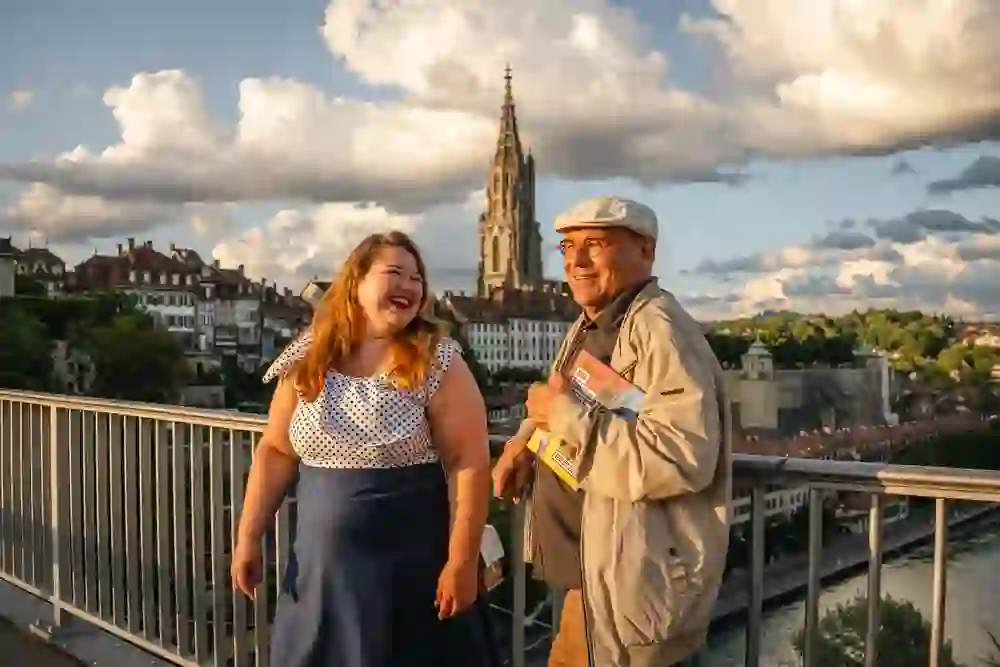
609, 505, 700, 647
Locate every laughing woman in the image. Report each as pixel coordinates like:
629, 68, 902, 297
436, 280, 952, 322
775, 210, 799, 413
230, 231, 495, 667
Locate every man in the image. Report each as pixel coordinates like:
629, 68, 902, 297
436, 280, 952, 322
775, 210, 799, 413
493, 196, 732, 667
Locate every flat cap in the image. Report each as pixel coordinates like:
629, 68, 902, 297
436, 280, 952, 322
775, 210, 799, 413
553, 196, 658, 242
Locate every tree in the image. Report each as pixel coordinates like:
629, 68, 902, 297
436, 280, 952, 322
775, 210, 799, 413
0, 307, 53, 390
14, 274, 48, 297
793, 594, 961, 667
84, 313, 187, 403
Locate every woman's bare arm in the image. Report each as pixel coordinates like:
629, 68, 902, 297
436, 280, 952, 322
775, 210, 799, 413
236, 378, 301, 545
428, 354, 491, 568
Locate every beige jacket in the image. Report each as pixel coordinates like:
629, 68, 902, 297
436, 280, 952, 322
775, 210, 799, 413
518, 280, 733, 667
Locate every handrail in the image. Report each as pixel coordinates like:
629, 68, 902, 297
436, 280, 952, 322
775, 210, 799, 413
733, 454, 1000, 502
0, 389, 997, 667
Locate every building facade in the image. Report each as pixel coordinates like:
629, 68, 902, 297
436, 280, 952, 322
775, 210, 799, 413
0, 238, 15, 298
728, 340, 899, 436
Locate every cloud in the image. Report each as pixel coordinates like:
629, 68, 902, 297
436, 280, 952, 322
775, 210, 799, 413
212, 192, 484, 293
928, 155, 1000, 193
0, 183, 181, 243
684, 0, 1000, 157
870, 209, 1000, 244
814, 229, 876, 251
891, 158, 916, 176
7, 89, 34, 110
1, 0, 997, 216
189, 204, 238, 240
0, 71, 494, 211
682, 230, 1000, 321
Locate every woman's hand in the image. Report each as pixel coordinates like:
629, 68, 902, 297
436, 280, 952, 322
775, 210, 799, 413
231, 537, 264, 599
436, 558, 479, 620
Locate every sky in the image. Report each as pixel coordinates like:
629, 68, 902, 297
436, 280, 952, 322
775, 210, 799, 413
1, 0, 999, 320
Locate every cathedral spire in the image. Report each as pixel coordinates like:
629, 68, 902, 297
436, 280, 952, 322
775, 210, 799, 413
495, 65, 523, 162
504, 63, 513, 105
477, 66, 542, 298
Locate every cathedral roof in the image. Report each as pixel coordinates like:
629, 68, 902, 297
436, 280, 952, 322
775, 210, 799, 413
438, 285, 579, 323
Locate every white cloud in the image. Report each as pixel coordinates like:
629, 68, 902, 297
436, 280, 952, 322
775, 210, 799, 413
683, 231, 1000, 321
3, 0, 996, 219
189, 204, 238, 240
1, 183, 180, 243
684, 0, 1000, 156
7, 89, 34, 110
212, 192, 484, 293
0, 70, 493, 211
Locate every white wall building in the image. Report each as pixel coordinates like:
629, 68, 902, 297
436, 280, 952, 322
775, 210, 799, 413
439, 288, 577, 372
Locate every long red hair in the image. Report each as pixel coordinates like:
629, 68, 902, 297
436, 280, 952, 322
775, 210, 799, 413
290, 231, 443, 400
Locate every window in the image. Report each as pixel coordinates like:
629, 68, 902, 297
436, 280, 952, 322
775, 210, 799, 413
491, 236, 501, 273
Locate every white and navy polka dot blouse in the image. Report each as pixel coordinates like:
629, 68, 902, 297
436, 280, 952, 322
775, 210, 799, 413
263, 332, 459, 469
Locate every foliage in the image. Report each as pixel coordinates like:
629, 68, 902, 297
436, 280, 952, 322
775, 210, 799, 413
0, 307, 54, 390
83, 313, 187, 403
709, 309, 1000, 406
220, 357, 273, 408
14, 274, 48, 296
792, 594, 961, 667
0, 292, 142, 340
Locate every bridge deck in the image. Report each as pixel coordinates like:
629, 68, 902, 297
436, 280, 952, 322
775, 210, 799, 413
0, 617, 84, 667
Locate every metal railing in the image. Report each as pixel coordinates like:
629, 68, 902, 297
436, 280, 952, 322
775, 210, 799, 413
0, 389, 998, 667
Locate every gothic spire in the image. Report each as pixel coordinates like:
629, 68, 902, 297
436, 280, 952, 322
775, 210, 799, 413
495, 65, 523, 162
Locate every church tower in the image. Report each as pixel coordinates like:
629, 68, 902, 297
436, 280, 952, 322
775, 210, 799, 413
476, 67, 544, 297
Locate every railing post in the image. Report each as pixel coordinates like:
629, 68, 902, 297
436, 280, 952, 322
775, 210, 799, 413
510, 500, 526, 667
31, 405, 64, 638
802, 488, 823, 667
865, 494, 884, 667
745, 485, 765, 667
929, 498, 948, 667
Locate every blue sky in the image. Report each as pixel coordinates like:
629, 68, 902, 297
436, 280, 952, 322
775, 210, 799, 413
1, 0, 998, 318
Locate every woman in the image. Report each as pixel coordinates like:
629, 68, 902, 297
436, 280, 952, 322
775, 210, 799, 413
231, 231, 495, 667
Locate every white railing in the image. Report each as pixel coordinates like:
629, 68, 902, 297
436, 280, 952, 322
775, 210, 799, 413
1, 389, 999, 667
0, 390, 273, 666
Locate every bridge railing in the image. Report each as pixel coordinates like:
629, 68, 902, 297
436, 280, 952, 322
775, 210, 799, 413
0, 389, 997, 667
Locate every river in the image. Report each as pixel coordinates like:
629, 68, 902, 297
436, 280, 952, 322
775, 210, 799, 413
704, 514, 1000, 666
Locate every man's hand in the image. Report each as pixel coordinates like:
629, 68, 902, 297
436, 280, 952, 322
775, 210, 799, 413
525, 373, 570, 429
492, 437, 534, 502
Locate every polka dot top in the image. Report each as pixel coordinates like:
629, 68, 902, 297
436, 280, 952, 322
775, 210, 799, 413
262, 332, 459, 469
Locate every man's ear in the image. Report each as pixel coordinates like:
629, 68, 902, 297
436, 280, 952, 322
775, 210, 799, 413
641, 238, 656, 263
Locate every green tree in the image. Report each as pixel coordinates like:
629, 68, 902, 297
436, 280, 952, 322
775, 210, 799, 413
14, 274, 48, 296
0, 307, 53, 390
85, 313, 187, 402
793, 594, 962, 667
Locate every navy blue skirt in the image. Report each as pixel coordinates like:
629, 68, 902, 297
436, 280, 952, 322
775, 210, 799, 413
270, 463, 498, 667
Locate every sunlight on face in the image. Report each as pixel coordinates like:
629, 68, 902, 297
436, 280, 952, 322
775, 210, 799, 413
355, 246, 425, 337
559, 227, 652, 314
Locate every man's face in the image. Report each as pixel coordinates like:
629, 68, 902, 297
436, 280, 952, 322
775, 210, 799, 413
559, 226, 653, 314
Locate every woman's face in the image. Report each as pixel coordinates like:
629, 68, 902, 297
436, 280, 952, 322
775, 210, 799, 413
355, 246, 425, 337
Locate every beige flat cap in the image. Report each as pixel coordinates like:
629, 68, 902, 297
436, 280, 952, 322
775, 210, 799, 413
554, 196, 658, 242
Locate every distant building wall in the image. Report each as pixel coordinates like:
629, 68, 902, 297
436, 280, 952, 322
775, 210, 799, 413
0, 258, 14, 298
